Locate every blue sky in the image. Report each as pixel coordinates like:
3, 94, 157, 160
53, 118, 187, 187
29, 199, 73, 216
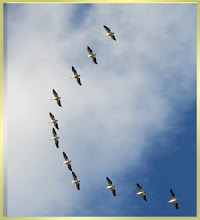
4, 3, 196, 217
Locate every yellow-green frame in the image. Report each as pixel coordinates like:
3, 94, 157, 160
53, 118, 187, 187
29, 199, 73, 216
0, 0, 199, 219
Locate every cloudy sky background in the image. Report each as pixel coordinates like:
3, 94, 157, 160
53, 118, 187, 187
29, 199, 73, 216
4, 3, 196, 216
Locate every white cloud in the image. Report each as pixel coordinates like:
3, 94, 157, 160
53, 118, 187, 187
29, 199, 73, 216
5, 3, 196, 216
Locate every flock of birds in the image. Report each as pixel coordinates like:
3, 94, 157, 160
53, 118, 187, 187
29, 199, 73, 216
48, 25, 179, 211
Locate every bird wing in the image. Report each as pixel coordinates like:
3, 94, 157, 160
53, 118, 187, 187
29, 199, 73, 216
106, 177, 112, 185
111, 188, 116, 196
55, 139, 59, 148
137, 183, 144, 192
76, 182, 80, 190
142, 194, 147, 201
111, 35, 116, 41
52, 128, 57, 137
170, 189, 175, 199
72, 171, 77, 180
57, 99, 62, 107
92, 57, 98, 64
63, 152, 68, 160
53, 89, 58, 97
49, 112, 55, 120
174, 202, 178, 209
76, 77, 82, 86
104, 25, 111, 33
67, 163, 72, 171
87, 46, 93, 54
54, 122, 59, 130
72, 66, 77, 75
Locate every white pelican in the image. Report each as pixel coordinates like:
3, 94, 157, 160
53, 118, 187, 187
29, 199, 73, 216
86, 46, 97, 64
62, 152, 72, 171
48, 112, 59, 130
49, 128, 60, 148
106, 177, 116, 196
168, 189, 178, 209
51, 89, 62, 107
136, 183, 147, 201
103, 25, 116, 41
70, 66, 82, 86
72, 171, 80, 190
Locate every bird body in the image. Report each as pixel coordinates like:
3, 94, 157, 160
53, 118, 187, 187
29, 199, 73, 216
63, 160, 71, 165
107, 185, 115, 189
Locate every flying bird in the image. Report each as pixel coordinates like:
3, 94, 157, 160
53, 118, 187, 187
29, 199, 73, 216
86, 46, 97, 64
103, 25, 116, 41
70, 66, 82, 86
62, 152, 72, 171
51, 89, 62, 107
49, 128, 60, 148
136, 183, 147, 201
72, 171, 80, 190
168, 189, 178, 209
48, 112, 59, 130
106, 177, 116, 196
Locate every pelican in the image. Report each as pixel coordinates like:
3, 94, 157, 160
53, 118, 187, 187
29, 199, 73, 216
86, 46, 97, 64
72, 171, 80, 190
168, 189, 178, 209
106, 177, 116, 196
103, 25, 116, 41
49, 128, 60, 148
51, 89, 62, 107
48, 112, 59, 130
136, 183, 147, 201
62, 152, 72, 171
70, 66, 82, 86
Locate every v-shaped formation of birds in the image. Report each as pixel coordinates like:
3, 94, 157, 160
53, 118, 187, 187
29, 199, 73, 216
48, 25, 179, 211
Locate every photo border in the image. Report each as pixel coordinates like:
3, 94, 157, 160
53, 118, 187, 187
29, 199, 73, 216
0, 0, 199, 219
